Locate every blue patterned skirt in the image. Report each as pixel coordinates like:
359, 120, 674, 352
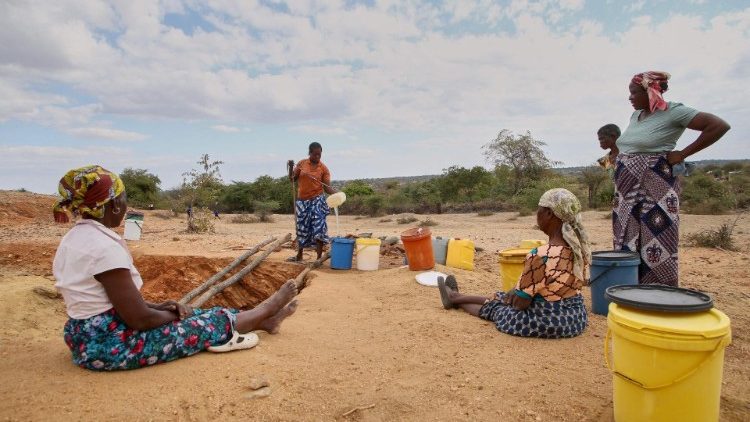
478, 293, 587, 339
295, 194, 330, 248
63, 307, 237, 371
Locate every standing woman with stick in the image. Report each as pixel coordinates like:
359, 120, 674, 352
288, 142, 337, 261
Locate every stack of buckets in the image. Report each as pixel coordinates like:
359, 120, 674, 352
498, 239, 546, 291
606, 296, 731, 421
330, 237, 382, 271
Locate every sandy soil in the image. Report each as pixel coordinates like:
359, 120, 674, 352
0, 191, 748, 421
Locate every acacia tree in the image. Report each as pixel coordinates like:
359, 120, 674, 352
579, 166, 609, 208
119, 168, 161, 207
482, 129, 560, 194
181, 154, 224, 232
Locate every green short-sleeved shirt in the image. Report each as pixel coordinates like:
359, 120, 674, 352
616, 102, 699, 154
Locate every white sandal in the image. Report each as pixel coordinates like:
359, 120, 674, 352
207, 331, 260, 353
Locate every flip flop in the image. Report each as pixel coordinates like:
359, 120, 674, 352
207, 331, 260, 353
445, 275, 459, 293
437, 276, 455, 310
285, 256, 303, 263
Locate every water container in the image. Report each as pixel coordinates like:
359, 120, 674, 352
498, 248, 529, 291
590, 250, 640, 315
400, 227, 434, 271
326, 192, 347, 208
520, 239, 546, 249
446, 238, 474, 271
355, 238, 381, 271
330, 237, 355, 270
123, 211, 144, 241
606, 300, 731, 421
432, 237, 449, 265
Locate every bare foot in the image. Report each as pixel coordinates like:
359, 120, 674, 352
258, 300, 298, 334
257, 280, 298, 316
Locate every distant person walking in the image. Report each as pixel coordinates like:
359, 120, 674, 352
288, 142, 337, 261
613, 71, 730, 286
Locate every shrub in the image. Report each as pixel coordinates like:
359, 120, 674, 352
686, 223, 738, 251
231, 213, 261, 224
253, 200, 279, 222
379, 218, 393, 223
419, 218, 438, 227
187, 207, 215, 233
364, 194, 385, 217
152, 211, 173, 220
397, 216, 418, 224
477, 211, 494, 217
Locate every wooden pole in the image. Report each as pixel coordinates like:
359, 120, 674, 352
179, 236, 277, 305
293, 251, 330, 291
189, 233, 292, 308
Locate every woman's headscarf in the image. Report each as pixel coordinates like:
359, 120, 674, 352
53, 165, 125, 223
538, 188, 592, 282
632, 71, 670, 113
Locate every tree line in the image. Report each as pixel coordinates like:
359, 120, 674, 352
121, 131, 749, 222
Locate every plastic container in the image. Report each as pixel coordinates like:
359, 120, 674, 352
330, 237, 355, 270
400, 227, 434, 271
498, 248, 529, 291
606, 302, 731, 422
326, 192, 347, 208
432, 237, 449, 265
446, 239, 475, 271
355, 238, 381, 271
123, 211, 144, 241
519, 239, 546, 249
590, 251, 640, 316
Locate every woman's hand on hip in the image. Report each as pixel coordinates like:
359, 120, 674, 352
666, 150, 685, 165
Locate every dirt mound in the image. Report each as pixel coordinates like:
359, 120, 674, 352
0, 190, 57, 227
137, 255, 304, 309
0, 242, 57, 275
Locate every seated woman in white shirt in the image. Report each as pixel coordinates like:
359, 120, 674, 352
53, 165, 298, 371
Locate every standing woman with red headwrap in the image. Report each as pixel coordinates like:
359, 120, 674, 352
612, 71, 730, 286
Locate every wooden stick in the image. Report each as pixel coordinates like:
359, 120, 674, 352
342, 404, 375, 417
293, 251, 330, 291
179, 237, 277, 305
189, 233, 292, 307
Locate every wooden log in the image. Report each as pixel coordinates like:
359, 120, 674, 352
179, 236, 277, 305
293, 251, 330, 291
189, 233, 292, 308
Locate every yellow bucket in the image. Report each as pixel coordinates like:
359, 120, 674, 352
606, 303, 731, 422
498, 248, 529, 291
519, 239, 546, 249
446, 239, 475, 271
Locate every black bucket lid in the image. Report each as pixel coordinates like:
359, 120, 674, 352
605, 284, 713, 313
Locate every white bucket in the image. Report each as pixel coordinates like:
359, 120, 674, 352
124, 219, 143, 241
355, 238, 380, 271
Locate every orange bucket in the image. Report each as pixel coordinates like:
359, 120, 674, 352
401, 227, 435, 271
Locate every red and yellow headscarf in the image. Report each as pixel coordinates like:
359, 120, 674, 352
632, 71, 671, 113
53, 165, 125, 223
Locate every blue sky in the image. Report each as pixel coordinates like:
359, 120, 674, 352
1, 0, 749, 193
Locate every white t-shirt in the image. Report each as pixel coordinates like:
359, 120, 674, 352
53, 219, 143, 319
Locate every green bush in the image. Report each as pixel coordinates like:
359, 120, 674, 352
686, 223, 737, 251
187, 207, 215, 233
253, 200, 279, 222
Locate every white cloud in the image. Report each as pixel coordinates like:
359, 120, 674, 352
65, 127, 148, 141
211, 124, 241, 133
291, 125, 348, 135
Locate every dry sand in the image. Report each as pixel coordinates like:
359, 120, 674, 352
0, 190, 748, 421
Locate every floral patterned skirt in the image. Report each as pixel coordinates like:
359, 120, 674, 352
63, 307, 236, 371
479, 293, 587, 339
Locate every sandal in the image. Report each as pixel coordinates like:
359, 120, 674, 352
437, 277, 456, 310
207, 331, 260, 353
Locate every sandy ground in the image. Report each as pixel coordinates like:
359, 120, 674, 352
0, 191, 748, 421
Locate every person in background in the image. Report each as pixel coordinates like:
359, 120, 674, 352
437, 188, 591, 339
613, 71, 730, 286
53, 165, 299, 371
596, 123, 621, 177
287, 142, 337, 261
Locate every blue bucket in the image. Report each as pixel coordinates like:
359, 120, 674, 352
330, 237, 355, 270
590, 250, 640, 315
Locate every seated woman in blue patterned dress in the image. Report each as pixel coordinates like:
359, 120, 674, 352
438, 188, 592, 339
53, 165, 299, 371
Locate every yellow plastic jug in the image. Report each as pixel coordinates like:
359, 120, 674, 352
446, 239, 474, 271
498, 248, 529, 291
606, 303, 731, 422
